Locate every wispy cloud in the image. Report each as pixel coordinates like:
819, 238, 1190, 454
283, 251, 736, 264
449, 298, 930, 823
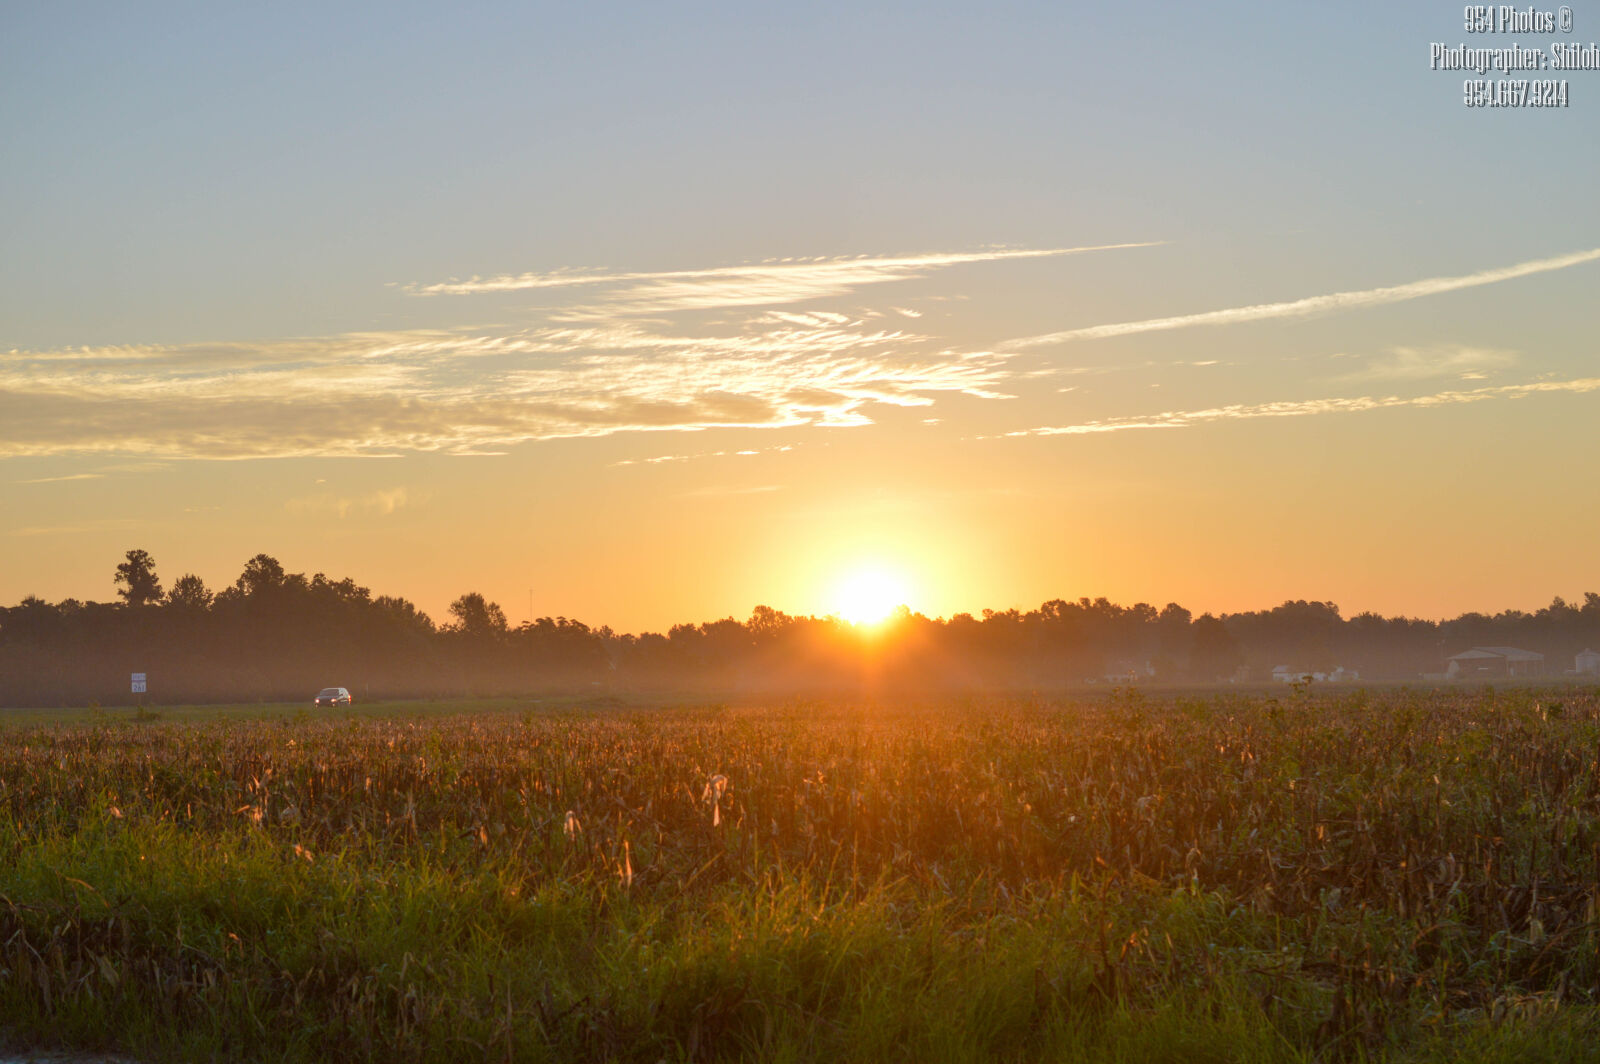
15, 472, 104, 484
285, 486, 417, 518
1003, 247, 1600, 349
407, 244, 1163, 314
0, 317, 1014, 460
996, 376, 1600, 437
758, 310, 858, 327
612, 444, 795, 467
1332, 344, 1519, 383
2, 245, 1187, 461
97, 461, 171, 474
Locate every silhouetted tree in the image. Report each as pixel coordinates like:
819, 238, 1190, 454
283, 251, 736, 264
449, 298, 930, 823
114, 549, 163, 607
448, 593, 507, 637
234, 554, 287, 598
167, 573, 213, 610
374, 595, 435, 635
13, 543, 1600, 704
748, 605, 792, 640
1225, 600, 1344, 670
1151, 602, 1192, 679
1190, 614, 1243, 680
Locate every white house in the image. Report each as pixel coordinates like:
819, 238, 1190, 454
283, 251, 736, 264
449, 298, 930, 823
1577, 649, 1600, 676
1271, 665, 1358, 683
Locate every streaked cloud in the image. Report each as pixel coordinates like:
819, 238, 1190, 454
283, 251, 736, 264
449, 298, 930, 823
0, 317, 1013, 460
27, 242, 1570, 464
1003, 247, 1600, 349
758, 310, 858, 327
407, 244, 1163, 314
612, 443, 795, 467
4, 244, 1196, 461
997, 376, 1600, 437
97, 461, 172, 474
15, 473, 104, 484
285, 486, 416, 518
1332, 344, 1519, 383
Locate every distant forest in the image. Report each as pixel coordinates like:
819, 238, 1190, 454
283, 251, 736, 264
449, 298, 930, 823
3, 550, 1600, 707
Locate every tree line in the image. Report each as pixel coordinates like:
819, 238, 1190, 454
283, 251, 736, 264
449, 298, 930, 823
2, 549, 1599, 706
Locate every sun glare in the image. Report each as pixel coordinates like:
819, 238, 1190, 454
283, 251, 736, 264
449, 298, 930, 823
830, 565, 912, 625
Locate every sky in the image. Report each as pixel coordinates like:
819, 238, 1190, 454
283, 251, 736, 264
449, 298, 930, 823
3, 1, 1598, 631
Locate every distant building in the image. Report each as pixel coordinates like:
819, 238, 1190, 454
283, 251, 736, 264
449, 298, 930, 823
1102, 660, 1154, 684
1577, 649, 1600, 676
1445, 647, 1545, 679
1270, 665, 1358, 683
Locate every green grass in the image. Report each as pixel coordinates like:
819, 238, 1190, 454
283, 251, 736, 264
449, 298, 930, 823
1, 690, 1597, 1061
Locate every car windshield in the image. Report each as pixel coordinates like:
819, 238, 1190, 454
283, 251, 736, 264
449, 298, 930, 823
317, 688, 342, 697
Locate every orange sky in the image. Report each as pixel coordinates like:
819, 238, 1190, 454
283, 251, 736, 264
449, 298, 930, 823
4, 5, 1598, 631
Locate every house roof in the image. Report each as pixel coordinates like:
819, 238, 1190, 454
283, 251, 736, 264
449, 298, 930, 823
1449, 646, 1544, 662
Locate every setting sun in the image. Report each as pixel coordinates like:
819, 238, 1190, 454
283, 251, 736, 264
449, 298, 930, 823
829, 565, 913, 625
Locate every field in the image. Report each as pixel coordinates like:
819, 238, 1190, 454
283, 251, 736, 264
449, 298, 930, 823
1, 688, 1598, 1062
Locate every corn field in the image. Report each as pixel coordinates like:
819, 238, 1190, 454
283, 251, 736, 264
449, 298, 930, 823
1, 688, 1598, 1062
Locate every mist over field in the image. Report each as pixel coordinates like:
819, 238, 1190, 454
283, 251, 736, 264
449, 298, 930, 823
5, 549, 1600, 707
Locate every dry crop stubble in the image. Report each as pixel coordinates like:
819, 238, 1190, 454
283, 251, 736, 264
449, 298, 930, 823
0, 689, 1596, 1061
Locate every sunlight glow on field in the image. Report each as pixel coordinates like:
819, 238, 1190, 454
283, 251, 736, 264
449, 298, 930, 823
828, 564, 912, 625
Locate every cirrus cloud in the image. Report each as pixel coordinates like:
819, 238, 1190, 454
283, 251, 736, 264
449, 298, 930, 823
7, 244, 1169, 461
995, 376, 1600, 437
0, 319, 1012, 460
1331, 344, 1520, 383
1002, 247, 1600, 349
406, 243, 1163, 315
